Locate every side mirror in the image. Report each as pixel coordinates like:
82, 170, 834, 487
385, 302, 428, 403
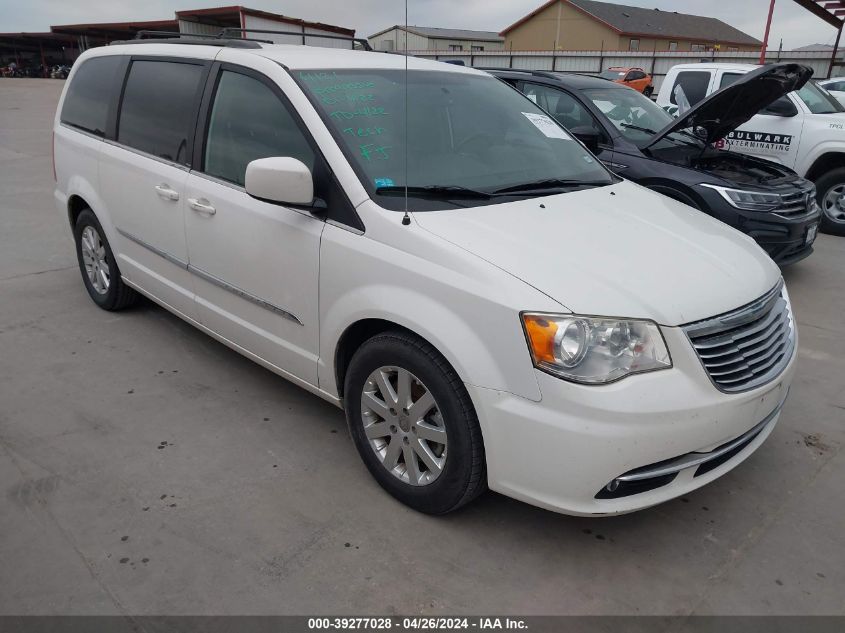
569, 126, 602, 153
245, 157, 314, 206
761, 97, 798, 118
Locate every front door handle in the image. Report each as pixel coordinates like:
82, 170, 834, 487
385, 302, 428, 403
188, 198, 216, 216
155, 184, 180, 201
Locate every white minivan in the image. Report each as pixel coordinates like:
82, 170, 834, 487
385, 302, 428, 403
54, 38, 797, 516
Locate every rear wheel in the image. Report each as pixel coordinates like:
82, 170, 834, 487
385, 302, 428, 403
815, 167, 845, 236
344, 331, 486, 514
73, 208, 138, 310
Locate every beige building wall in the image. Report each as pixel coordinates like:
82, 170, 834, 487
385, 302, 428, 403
504, 1, 760, 53
505, 1, 616, 51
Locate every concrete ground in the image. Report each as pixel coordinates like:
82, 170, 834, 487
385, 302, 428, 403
0, 78, 843, 616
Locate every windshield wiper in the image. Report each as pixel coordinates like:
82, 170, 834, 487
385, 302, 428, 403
492, 179, 611, 195
620, 122, 660, 135
376, 185, 491, 199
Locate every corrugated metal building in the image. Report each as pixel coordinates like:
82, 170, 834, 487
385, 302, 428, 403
368, 25, 504, 52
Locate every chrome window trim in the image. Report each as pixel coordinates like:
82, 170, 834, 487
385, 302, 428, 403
103, 138, 191, 172
116, 227, 303, 325
59, 123, 106, 142
326, 218, 364, 236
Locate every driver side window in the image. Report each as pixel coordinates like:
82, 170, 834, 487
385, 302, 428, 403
204, 70, 315, 186
522, 83, 607, 143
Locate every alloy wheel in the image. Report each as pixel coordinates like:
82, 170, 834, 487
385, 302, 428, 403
80, 225, 110, 295
822, 184, 845, 225
360, 366, 447, 486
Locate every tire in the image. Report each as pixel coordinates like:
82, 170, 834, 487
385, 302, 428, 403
815, 167, 845, 236
73, 208, 138, 310
344, 331, 486, 514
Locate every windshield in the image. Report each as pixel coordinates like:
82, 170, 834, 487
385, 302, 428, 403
295, 69, 614, 210
798, 81, 844, 114
582, 87, 678, 146
599, 70, 627, 81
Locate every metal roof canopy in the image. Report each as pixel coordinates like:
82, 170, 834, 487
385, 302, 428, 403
50, 19, 179, 46
789, 0, 845, 76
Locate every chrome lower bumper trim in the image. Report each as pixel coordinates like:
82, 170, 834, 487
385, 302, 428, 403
616, 395, 786, 483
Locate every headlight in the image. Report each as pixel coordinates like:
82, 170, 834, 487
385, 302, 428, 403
699, 184, 781, 212
522, 313, 672, 384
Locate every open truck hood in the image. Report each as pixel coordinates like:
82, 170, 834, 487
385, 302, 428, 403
647, 63, 813, 149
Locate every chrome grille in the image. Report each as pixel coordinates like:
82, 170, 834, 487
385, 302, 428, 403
775, 186, 816, 219
683, 282, 795, 393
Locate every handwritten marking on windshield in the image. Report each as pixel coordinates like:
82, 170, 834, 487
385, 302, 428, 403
344, 127, 387, 137
330, 107, 388, 120
360, 144, 391, 161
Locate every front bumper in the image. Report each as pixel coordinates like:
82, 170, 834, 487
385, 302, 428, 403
468, 326, 796, 516
697, 188, 821, 266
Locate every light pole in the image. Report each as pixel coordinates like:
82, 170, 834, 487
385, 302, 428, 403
760, 0, 776, 64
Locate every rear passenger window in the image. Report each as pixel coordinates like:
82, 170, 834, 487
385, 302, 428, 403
670, 71, 711, 107
61, 56, 123, 136
203, 70, 315, 186
719, 73, 743, 89
117, 60, 204, 164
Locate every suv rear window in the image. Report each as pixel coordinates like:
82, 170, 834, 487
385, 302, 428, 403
61, 56, 123, 136
117, 60, 205, 164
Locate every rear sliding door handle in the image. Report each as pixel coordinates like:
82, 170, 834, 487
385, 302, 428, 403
154, 184, 180, 201
188, 198, 216, 216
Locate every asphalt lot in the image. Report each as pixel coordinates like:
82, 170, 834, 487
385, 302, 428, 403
0, 78, 843, 616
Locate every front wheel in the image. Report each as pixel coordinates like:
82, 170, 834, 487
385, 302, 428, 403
815, 167, 845, 236
344, 331, 486, 514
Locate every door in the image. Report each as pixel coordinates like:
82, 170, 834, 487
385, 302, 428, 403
99, 57, 209, 316
725, 98, 805, 169
184, 65, 324, 385
520, 82, 615, 166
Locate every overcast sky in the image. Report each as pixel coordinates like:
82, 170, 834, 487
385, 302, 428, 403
1, 0, 840, 50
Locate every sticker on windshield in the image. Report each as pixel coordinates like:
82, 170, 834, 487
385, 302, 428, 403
522, 112, 572, 140
374, 178, 395, 188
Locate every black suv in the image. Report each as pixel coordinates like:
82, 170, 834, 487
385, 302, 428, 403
487, 64, 821, 266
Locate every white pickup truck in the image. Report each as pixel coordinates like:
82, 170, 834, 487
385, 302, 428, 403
657, 63, 845, 235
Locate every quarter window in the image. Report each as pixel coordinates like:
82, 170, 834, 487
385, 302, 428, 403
117, 60, 204, 164
61, 56, 123, 136
719, 73, 743, 89
203, 70, 315, 186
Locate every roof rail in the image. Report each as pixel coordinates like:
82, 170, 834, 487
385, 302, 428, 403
219, 27, 372, 51
112, 30, 267, 48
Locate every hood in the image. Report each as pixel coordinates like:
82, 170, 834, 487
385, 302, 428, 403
647, 63, 813, 149
413, 181, 781, 326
